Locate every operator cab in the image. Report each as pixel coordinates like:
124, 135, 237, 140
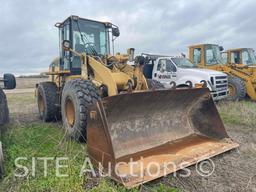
189, 44, 225, 67
222, 48, 256, 66
55, 15, 120, 75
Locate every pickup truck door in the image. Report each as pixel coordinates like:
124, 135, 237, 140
154, 58, 177, 87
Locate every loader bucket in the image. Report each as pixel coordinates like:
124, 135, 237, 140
87, 88, 239, 188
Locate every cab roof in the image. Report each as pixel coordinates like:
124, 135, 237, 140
188, 43, 219, 48
55, 15, 112, 28
225, 48, 254, 52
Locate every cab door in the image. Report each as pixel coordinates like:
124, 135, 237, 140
59, 18, 81, 75
154, 58, 177, 87
59, 19, 71, 71
189, 45, 204, 67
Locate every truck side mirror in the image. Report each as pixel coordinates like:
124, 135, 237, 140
219, 46, 224, 51
112, 27, 120, 37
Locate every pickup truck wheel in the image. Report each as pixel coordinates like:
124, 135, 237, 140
0, 88, 9, 125
147, 79, 164, 90
227, 76, 246, 101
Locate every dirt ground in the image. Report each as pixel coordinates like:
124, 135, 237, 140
4, 78, 256, 192
168, 125, 256, 192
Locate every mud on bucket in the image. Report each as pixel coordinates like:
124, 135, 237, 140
87, 88, 239, 188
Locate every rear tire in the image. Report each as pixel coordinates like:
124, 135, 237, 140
147, 79, 164, 90
61, 79, 100, 141
0, 88, 9, 125
3, 74, 16, 90
227, 76, 246, 101
37, 82, 60, 122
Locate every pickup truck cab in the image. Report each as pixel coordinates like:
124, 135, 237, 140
143, 54, 228, 101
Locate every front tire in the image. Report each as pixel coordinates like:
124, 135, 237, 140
147, 79, 164, 90
227, 76, 246, 101
37, 82, 60, 122
61, 79, 100, 141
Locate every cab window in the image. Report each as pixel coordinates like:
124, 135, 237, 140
205, 49, 214, 65
193, 48, 201, 64
231, 51, 241, 64
242, 50, 250, 64
157, 59, 176, 72
205, 45, 224, 65
221, 52, 228, 64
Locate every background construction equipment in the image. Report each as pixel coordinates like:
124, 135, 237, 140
189, 44, 256, 101
142, 53, 228, 101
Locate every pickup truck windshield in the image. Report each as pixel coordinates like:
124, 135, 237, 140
171, 58, 197, 68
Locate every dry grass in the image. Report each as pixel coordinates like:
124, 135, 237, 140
15, 78, 47, 89
217, 100, 256, 132
2, 89, 178, 192
5, 93, 37, 123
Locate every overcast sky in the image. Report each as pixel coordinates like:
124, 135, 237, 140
0, 0, 255, 75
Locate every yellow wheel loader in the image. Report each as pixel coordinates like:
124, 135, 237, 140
189, 44, 256, 101
37, 16, 238, 188
222, 48, 256, 69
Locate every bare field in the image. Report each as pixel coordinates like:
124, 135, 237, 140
15, 77, 48, 89
4, 78, 48, 94
2, 78, 256, 192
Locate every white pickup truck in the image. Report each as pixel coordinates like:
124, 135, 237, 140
142, 54, 228, 101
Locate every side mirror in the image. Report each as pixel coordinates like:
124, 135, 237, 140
112, 27, 120, 37
62, 40, 71, 51
219, 46, 224, 52
181, 53, 186, 58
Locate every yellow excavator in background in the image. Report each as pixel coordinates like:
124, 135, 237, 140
36, 16, 238, 188
189, 44, 256, 101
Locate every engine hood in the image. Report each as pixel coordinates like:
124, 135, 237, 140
181, 68, 226, 77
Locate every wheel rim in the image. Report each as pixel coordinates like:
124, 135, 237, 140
65, 97, 75, 127
38, 93, 45, 115
228, 84, 236, 97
